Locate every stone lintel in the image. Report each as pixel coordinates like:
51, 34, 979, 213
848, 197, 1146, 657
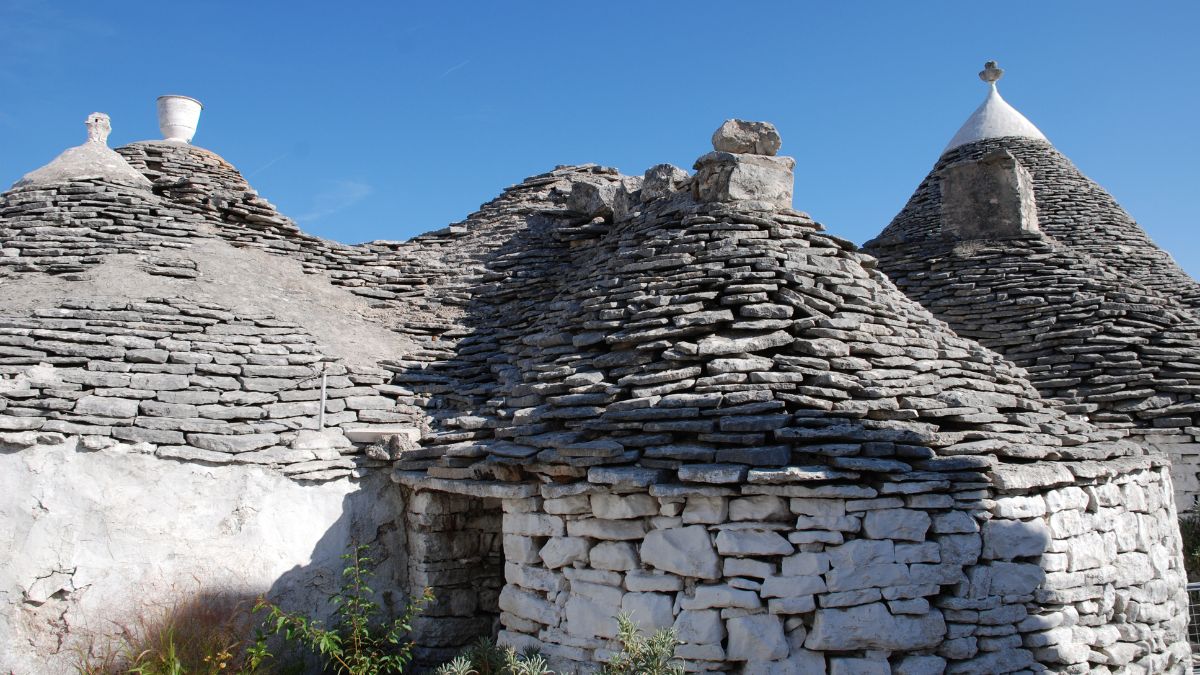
391, 469, 539, 499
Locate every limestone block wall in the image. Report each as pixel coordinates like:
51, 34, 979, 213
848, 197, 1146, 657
0, 438, 406, 675
486, 456, 1187, 674
400, 488, 504, 665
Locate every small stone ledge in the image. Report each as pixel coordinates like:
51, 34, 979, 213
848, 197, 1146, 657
391, 469, 538, 499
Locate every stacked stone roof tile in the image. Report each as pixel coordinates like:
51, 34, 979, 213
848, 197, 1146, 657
866, 67, 1200, 512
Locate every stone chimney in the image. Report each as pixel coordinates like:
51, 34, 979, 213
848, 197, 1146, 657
939, 149, 1040, 239
692, 120, 795, 209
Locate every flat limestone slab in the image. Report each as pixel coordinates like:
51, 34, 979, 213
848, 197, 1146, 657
343, 426, 421, 443
391, 469, 538, 499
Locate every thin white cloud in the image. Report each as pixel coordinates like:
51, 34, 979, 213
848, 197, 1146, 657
299, 179, 372, 222
246, 151, 289, 178
440, 60, 470, 78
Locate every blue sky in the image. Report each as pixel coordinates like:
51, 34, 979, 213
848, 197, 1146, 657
2, 1, 1197, 276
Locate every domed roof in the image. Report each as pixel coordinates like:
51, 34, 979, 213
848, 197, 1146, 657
11, 113, 152, 190
944, 62, 1047, 152
394, 130, 1140, 490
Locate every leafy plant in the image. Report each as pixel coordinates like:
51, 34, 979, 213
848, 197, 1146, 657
597, 613, 683, 675
74, 591, 266, 675
434, 637, 552, 675
253, 544, 433, 675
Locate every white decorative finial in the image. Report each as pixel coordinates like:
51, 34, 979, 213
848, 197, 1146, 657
85, 113, 111, 146
979, 61, 1004, 86
944, 60, 1048, 152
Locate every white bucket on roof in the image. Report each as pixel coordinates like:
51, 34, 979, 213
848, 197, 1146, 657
157, 95, 203, 144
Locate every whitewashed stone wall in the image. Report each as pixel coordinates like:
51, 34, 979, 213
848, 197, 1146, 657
0, 438, 407, 675
486, 457, 1188, 674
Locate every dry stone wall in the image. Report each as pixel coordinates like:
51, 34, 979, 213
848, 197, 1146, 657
479, 455, 1186, 674
400, 488, 505, 665
386, 134, 1190, 672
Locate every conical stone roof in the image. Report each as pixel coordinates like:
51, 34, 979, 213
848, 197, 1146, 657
12, 113, 152, 191
870, 64, 1200, 316
396, 130, 1150, 488
865, 63, 1200, 508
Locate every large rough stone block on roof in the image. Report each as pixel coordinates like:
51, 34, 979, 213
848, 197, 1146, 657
939, 149, 1039, 240
692, 151, 794, 209
711, 119, 782, 156
640, 525, 720, 579
567, 178, 619, 218
641, 163, 690, 201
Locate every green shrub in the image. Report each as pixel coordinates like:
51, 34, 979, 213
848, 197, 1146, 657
597, 614, 683, 675
253, 543, 433, 675
434, 637, 552, 675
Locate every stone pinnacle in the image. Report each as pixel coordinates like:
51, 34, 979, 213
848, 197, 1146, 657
979, 61, 1004, 85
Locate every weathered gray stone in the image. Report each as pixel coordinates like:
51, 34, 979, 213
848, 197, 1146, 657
862, 508, 931, 541
806, 602, 945, 651
726, 614, 788, 661
539, 536, 590, 569
589, 541, 639, 571
715, 529, 792, 556
711, 120, 782, 156
673, 609, 724, 644
640, 526, 720, 579
186, 433, 277, 454
620, 592, 673, 632
75, 396, 138, 418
